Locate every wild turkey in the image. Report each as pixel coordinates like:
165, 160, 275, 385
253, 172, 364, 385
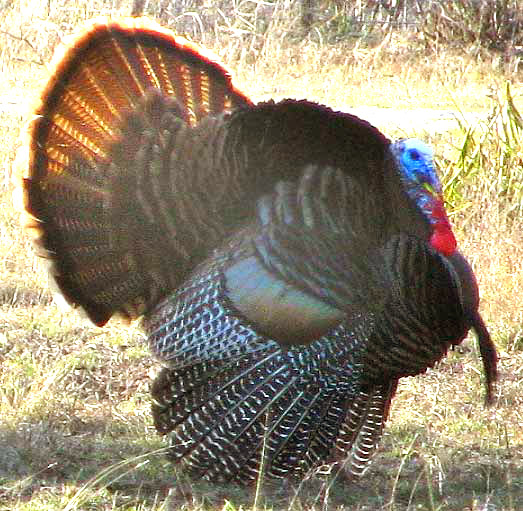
18, 17, 497, 483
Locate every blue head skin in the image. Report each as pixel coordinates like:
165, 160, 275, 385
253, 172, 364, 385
391, 138, 441, 199
390, 138, 456, 256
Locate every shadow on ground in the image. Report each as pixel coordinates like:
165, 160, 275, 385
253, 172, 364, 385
0, 420, 521, 510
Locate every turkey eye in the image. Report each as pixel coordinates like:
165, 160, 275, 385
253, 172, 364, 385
408, 149, 420, 161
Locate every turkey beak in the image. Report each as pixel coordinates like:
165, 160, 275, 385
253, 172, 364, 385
422, 181, 438, 197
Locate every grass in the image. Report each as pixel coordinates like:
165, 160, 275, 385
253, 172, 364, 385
1, 1, 523, 510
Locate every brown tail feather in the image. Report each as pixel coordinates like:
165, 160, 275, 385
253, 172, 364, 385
17, 17, 251, 325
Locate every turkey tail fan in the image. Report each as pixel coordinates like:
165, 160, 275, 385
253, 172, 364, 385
18, 17, 251, 325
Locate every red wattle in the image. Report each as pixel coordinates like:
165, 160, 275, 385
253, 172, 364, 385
430, 228, 457, 256
429, 198, 457, 256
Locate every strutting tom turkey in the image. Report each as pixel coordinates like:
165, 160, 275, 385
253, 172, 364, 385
17, 17, 497, 483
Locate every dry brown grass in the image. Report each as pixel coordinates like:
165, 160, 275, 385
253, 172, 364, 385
1, 1, 522, 510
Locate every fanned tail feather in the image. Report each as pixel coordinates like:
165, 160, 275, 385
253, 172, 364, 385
18, 17, 250, 325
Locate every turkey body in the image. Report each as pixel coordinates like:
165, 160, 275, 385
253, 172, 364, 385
18, 17, 497, 483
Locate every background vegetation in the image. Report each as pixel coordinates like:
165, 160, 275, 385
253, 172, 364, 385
0, 0, 522, 510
